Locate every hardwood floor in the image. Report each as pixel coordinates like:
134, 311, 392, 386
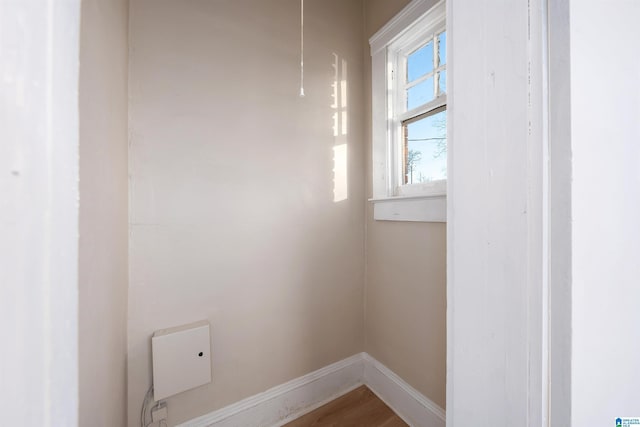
283, 386, 408, 427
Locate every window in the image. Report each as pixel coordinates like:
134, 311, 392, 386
397, 30, 447, 194
370, 0, 447, 222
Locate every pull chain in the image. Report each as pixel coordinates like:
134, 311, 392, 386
299, 0, 305, 97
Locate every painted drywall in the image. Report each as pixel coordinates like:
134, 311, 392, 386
78, 0, 129, 425
570, 1, 640, 424
447, 0, 548, 424
127, 0, 365, 425
0, 2, 80, 425
363, 0, 447, 409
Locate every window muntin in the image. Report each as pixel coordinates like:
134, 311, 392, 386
399, 30, 447, 114
392, 29, 447, 196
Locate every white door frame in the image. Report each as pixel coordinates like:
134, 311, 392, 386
445, 0, 571, 425
0, 1, 81, 425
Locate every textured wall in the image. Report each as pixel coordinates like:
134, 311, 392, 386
78, 0, 129, 425
127, 0, 366, 425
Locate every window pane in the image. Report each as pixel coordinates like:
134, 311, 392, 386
403, 109, 447, 184
438, 69, 447, 95
407, 76, 434, 110
437, 31, 446, 66
407, 41, 433, 83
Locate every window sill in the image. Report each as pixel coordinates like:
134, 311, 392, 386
369, 193, 446, 222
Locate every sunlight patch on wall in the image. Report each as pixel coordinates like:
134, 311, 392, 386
332, 144, 348, 202
332, 53, 348, 202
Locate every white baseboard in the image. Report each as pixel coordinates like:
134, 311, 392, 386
363, 354, 445, 427
178, 353, 445, 427
177, 354, 365, 427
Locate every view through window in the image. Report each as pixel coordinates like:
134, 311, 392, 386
401, 30, 447, 187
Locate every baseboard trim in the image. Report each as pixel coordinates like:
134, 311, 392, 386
177, 354, 365, 427
178, 353, 445, 427
363, 354, 445, 427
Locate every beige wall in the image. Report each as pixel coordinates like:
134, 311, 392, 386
127, 0, 365, 425
363, 0, 447, 409
78, 0, 129, 425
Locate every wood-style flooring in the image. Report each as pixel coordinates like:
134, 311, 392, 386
283, 386, 408, 427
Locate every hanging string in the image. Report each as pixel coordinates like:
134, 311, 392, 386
299, 0, 305, 97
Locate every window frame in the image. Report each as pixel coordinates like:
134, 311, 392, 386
369, 0, 447, 222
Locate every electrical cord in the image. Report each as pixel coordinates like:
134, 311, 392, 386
141, 387, 170, 427
150, 400, 166, 427
140, 385, 154, 427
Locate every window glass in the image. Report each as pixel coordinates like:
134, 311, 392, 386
403, 109, 447, 184
407, 41, 433, 82
437, 31, 447, 66
438, 69, 447, 95
407, 76, 434, 110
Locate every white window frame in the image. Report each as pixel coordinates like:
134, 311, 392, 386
369, 0, 447, 222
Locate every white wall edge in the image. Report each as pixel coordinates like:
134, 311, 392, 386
178, 353, 445, 427
0, 1, 81, 425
